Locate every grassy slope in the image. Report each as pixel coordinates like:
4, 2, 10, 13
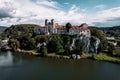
93, 53, 120, 63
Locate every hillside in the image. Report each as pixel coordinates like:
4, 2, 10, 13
93, 26, 120, 38
3, 24, 39, 38
99, 26, 120, 31
0, 26, 7, 32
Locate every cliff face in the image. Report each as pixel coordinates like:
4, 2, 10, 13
70, 34, 100, 54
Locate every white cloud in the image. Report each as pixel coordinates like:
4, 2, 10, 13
36, 0, 59, 9
94, 4, 107, 10
89, 7, 120, 26
0, 0, 86, 27
0, 0, 120, 27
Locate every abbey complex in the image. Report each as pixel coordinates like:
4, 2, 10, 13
34, 19, 91, 38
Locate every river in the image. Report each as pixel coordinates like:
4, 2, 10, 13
0, 51, 120, 80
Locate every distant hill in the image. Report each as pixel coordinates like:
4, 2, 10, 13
0, 26, 7, 32
99, 26, 120, 31
99, 26, 120, 37
3, 24, 39, 38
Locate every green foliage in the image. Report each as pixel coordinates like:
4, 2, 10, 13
63, 35, 71, 44
47, 35, 64, 54
91, 28, 106, 41
93, 53, 120, 63
64, 43, 71, 55
41, 46, 48, 57
9, 39, 20, 52
35, 35, 49, 43
65, 23, 72, 32
56, 41, 64, 55
47, 38, 57, 53
74, 39, 86, 55
91, 28, 108, 51
19, 36, 35, 50
0, 39, 2, 46
4, 24, 38, 39
102, 26, 120, 38
107, 42, 115, 54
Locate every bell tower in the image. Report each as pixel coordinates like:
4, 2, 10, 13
45, 19, 48, 33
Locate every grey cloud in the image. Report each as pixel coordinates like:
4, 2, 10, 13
0, 7, 13, 18
93, 17, 120, 27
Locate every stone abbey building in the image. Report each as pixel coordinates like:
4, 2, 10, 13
34, 19, 91, 37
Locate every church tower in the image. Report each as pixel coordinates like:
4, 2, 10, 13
45, 19, 48, 33
44, 19, 55, 34
51, 19, 54, 33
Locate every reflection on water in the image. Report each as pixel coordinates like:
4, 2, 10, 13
0, 51, 13, 66
0, 51, 120, 80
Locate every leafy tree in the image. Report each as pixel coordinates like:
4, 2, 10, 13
19, 36, 35, 50
0, 39, 1, 46
47, 35, 64, 54
4, 24, 37, 39
65, 23, 72, 32
64, 42, 71, 55
91, 28, 107, 51
107, 42, 115, 55
63, 35, 71, 44
9, 39, 20, 52
40, 45, 48, 57
56, 41, 64, 55
35, 35, 48, 43
47, 38, 57, 53
74, 40, 86, 55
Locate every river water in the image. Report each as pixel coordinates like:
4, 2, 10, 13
0, 51, 120, 80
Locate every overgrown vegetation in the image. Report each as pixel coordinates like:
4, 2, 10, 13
93, 53, 120, 63
1, 24, 120, 63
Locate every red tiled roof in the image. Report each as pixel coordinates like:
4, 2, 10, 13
55, 25, 88, 30
36, 26, 46, 28
36, 23, 89, 30
55, 23, 89, 30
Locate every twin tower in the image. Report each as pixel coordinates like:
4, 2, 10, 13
45, 19, 55, 33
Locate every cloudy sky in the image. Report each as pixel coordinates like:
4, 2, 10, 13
0, 0, 120, 27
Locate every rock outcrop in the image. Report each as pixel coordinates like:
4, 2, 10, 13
70, 34, 100, 54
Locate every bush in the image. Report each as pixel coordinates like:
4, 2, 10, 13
41, 46, 48, 57
107, 42, 115, 55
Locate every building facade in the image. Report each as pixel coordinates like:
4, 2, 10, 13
34, 19, 91, 37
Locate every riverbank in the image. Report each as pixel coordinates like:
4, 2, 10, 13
92, 53, 120, 64
16, 49, 120, 64
16, 50, 40, 56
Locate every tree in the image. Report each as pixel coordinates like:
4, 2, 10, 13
91, 28, 107, 52
56, 41, 64, 55
40, 45, 48, 57
0, 39, 2, 46
47, 38, 57, 53
63, 35, 71, 44
19, 36, 35, 50
35, 35, 48, 43
107, 42, 115, 55
47, 35, 64, 54
74, 40, 86, 55
65, 23, 72, 32
64, 42, 71, 55
9, 39, 20, 52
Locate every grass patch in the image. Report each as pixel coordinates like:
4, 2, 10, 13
93, 53, 120, 64
46, 53, 70, 59
81, 53, 92, 59
31, 50, 39, 55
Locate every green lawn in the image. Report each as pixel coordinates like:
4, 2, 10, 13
93, 53, 120, 63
